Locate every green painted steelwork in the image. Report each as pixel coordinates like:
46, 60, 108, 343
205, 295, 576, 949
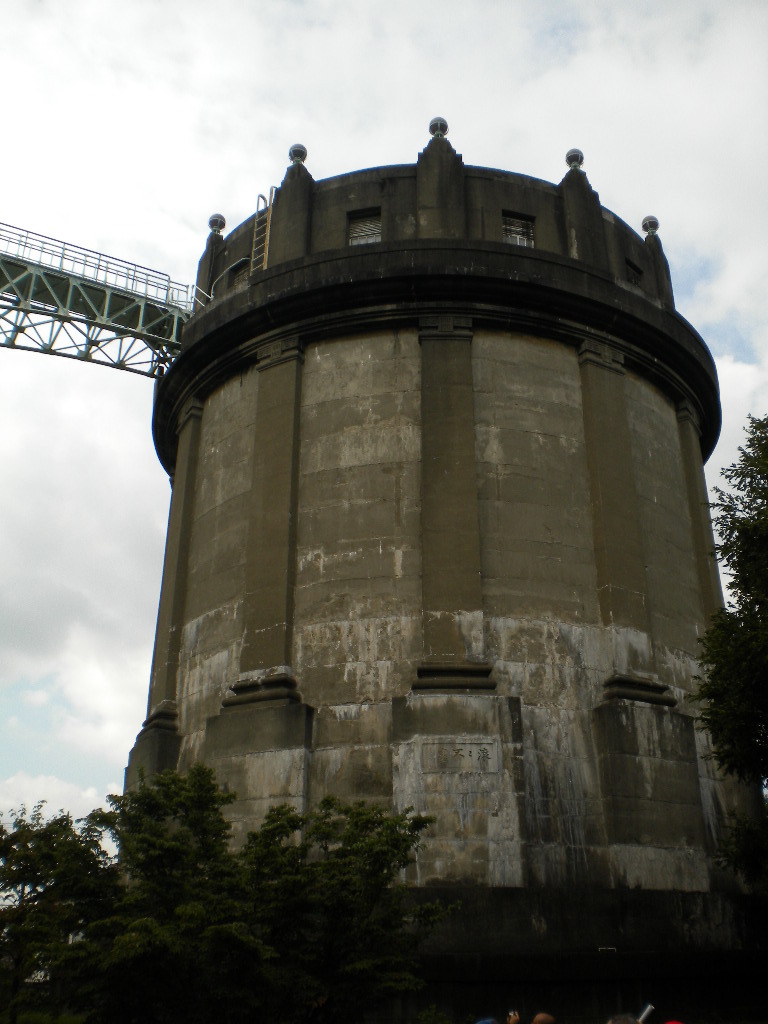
0, 222, 194, 377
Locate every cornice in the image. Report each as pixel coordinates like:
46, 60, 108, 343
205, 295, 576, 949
154, 242, 720, 473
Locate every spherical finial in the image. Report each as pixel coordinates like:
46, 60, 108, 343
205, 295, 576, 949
289, 143, 307, 165
208, 213, 226, 234
429, 116, 449, 139
642, 215, 659, 236
566, 148, 584, 169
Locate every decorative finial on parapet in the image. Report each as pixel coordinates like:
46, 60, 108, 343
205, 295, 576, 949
208, 213, 226, 234
642, 215, 659, 236
566, 148, 584, 170
289, 143, 308, 165
429, 116, 449, 139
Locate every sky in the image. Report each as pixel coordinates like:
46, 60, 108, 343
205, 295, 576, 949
1, 0, 767, 822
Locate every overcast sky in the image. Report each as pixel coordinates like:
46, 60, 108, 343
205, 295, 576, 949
1, 0, 766, 822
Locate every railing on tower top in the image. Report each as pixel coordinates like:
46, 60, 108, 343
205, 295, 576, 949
0, 222, 194, 312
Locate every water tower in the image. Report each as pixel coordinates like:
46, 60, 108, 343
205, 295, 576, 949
127, 122, 758, 1019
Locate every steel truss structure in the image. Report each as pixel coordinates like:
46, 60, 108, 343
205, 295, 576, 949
0, 223, 195, 377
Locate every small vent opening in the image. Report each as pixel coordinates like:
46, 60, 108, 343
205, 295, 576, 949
348, 211, 382, 246
626, 259, 643, 286
502, 213, 534, 248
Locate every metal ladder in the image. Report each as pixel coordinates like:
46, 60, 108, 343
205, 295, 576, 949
250, 187, 276, 273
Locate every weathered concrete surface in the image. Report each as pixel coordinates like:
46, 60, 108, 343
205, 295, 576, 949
133, 322, 754, 896
393, 692, 524, 887
128, 133, 762, 1009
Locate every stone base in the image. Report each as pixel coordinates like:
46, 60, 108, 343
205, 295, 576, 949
387, 886, 764, 1024
223, 670, 300, 706
125, 722, 181, 790
205, 698, 313, 757
203, 698, 315, 841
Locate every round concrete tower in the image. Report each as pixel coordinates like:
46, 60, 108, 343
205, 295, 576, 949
128, 124, 759, 1017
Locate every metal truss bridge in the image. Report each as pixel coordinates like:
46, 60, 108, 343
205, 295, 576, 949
0, 222, 195, 378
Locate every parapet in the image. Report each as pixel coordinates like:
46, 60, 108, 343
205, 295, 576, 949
197, 129, 674, 309
156, 122, 719, 469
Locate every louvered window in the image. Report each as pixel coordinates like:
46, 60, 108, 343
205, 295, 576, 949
502, 213, 534, 248
348, 211, 382, 246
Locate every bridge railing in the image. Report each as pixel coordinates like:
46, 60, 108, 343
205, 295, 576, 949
0, 222, 193, 312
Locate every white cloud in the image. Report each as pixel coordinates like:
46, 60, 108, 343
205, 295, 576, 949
0, 771, 114, 823
22, 688, 50, 708
710, 354, 768, 484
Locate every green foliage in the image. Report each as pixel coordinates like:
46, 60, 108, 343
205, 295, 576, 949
417, 1004, 456, 1024
67, 765, 267, 1024
717, 815, 768, 897
696, 414, 768, 887
698, 606, 768, 784
697, 414, 768, 786
241, 797, 441, 1024
5, 766, 443, 1024
710, 414, 768, 619
0, 803, 116, 1024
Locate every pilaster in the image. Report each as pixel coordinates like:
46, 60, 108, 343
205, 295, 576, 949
267, 161, 314, 264
579, 341, 650, 632
235, 337, 304, 702
677, 400, 723, 623
145, 396, 203, 725
560, 166, 610, 270
416, 136, 466, 239
418, 315, 491, 689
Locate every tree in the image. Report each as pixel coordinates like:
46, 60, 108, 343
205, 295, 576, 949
67, 765, 268, 1024
696, 413, 768, 889
64, 766, 442, 1024
0, 803, 116, 1024
241, 797, 442, 1024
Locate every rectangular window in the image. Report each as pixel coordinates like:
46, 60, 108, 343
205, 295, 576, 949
502, 213, 534, 248
626, 259, 643, 286
348, 211, 382, 246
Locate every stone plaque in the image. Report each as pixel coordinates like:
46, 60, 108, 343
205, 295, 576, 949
421, 740, 499, 774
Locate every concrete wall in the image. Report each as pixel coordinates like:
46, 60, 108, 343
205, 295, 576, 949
177, 365, 258, 756
130, 321, 752, 892
127, 135, 759, 979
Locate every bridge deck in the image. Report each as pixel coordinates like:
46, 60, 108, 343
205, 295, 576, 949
0, 223, 194, 377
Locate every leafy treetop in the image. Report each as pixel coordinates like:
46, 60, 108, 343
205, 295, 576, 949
696, 414, 768, 895
697, 414, 768, 787
1, 766, 444, 1024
